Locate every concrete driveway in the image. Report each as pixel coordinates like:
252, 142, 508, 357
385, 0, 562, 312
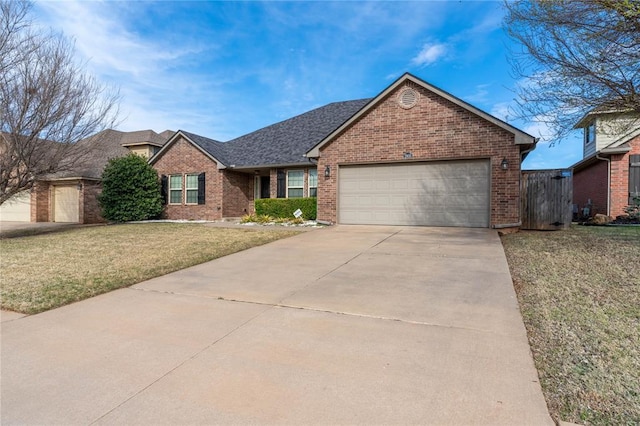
1, 226, 553, 425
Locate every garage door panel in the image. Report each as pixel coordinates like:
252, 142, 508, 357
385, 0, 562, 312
339, 161, 490, 227
0, 191, 31, 222
54, 186, 79, 223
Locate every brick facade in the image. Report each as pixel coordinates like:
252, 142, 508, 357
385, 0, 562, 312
573, 160, 608, 216
316, 81, 523, 227
222, 170, 252, 217
573, 135, 639, 217
611, 135, 640, 216
152, 136, 225, 221
80, 181, 105, 224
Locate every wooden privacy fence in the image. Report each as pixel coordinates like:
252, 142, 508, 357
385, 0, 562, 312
521, 169, 573, 230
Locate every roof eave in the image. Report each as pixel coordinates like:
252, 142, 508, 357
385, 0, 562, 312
121, 142, 164, 148
229, 161, 314, 171
305, 73, 535, 158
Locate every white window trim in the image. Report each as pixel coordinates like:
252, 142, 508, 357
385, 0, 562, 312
585, 121, 596, 146
168, 174, 183, 205
287, 169, 304, 198
308, 169, 318, 197
185, 173, 199, 205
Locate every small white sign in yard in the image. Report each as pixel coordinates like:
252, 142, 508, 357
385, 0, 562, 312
293, 208, 303, 218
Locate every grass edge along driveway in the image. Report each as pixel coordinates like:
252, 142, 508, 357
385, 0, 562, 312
501, 225, 640, 426
0, 223, 301, 315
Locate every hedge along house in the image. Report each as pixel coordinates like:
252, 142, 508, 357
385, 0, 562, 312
151, 73, 537, 228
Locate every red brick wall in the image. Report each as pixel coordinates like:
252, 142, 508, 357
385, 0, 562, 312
610, 135, 640, 216
31, 181, 50, 222
573, 160, 608, 216
80, 180, 105, 224
222, 170, 252, 217
152, 137, 224, 220
317, 81, 523, 227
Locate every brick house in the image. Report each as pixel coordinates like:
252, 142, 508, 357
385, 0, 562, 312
0, 129, 173, 223
571, 107, 640, 218
151, 73, 537, 229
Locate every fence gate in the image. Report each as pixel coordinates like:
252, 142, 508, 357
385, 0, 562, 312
521, 169, 573, 230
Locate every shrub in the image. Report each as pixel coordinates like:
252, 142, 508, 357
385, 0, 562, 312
623, 196, 639, 220
255, 197, 316, 220
99, 153, 163, 222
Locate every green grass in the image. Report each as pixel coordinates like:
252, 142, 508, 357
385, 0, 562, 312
501, 225, 640, 425
0, 223, 300, 314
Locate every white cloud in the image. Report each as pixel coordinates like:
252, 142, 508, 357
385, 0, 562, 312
412, 42, 447, 67
465, 84, 491, 104
490, 102, 513, 121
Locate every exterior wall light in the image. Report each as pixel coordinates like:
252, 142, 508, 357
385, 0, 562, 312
500, 158, 509, 170
324, 165, 331, 178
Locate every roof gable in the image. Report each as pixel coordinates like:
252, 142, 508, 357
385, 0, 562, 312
149, 130, 228, 168
306, 73, 536, 158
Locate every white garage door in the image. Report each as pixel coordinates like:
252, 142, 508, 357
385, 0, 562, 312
54, 186, 79, 223
0, 191, 31, 222
339, 160, 490, 227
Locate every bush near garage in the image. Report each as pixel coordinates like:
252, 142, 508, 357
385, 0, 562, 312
99, 153, 163, 222
255, 197, 317, 220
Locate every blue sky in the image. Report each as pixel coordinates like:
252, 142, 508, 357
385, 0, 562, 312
34, 0, 583, 169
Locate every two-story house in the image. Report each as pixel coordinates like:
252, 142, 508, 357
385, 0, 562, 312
571, 107, 640, 217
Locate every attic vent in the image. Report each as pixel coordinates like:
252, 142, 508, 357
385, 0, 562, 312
397, 88, 418, 109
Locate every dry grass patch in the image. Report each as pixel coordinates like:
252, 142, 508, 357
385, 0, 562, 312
0, 223, 300, 314
501, 226, 640, 425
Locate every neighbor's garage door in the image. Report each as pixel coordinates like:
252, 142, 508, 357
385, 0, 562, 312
0, 191, 31, 221
54, 186, 79, 222
339, 160, 490, 227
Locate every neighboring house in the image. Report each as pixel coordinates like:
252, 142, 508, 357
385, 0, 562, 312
151, 73, 537, 228
571, 107, 640, 218
2, 129, 172, 223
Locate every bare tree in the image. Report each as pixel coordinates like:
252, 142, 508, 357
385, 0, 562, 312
0, 0, 119, 205
504, 0, 640, 142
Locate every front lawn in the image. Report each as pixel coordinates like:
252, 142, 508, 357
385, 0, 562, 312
0, 223, 300, 314
501, 226, 640, 425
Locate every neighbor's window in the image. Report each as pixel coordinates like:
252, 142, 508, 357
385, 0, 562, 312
308, 169, 318, 197
287, 170, 304, 198
585, 121, 596, 145
185, 174, 199, 204
169, 175, 182, 204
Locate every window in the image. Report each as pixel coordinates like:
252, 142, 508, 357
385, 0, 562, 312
309, 169, 318, 197
169, 175, 182, 204
585, 121, 596, 145
185, 174, 199, 204
287, 170, 304, 198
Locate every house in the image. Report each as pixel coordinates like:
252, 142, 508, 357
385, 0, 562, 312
571, 106, 640, 218
0, 129, 173, 223
151, 73, 537, 229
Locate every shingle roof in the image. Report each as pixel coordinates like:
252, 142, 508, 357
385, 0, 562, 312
178, 130, 230, 165
219, 99, 371, 167
51, 129, 171, 179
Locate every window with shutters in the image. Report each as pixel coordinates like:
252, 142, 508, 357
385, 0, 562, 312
169, 175, 182, 204
168, 173, 205, 205
630, 155, 640, 204
287, 170, 304, 198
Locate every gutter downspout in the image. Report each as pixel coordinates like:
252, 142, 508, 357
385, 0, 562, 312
595, 153, 611, 216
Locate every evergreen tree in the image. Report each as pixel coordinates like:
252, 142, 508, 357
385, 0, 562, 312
99, 154, 163, 222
